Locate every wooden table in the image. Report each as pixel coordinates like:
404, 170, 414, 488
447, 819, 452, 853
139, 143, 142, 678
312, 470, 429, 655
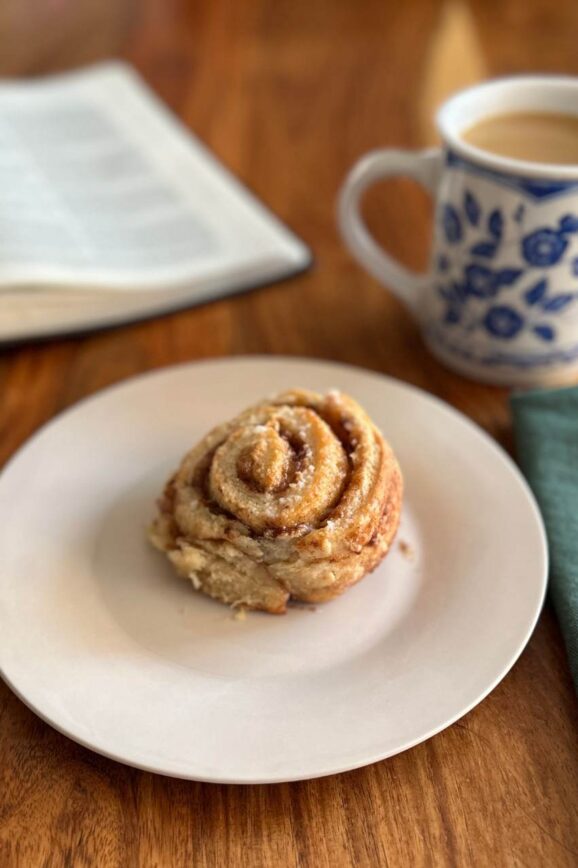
1, 1, 578, 865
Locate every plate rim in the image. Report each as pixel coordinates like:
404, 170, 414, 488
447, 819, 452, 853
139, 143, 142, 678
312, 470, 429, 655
0, 356, 549, 783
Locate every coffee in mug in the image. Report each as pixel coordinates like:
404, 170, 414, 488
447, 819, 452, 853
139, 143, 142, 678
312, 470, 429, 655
463, 111, 578, 166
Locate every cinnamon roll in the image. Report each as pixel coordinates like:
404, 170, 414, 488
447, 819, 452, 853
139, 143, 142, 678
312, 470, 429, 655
149, 389, 402, 613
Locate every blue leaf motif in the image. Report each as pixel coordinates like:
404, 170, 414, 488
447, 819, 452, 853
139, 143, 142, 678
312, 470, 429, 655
442, 204, 462, 244
452, 282, 469, 302
488, 209, 503, 239
513, 204, 525, 224
495, 268, 522, 286
533, 324, 556, 342
524, 279, 548, 306
437, 254, 450, 272
470, 241, 497, 258
559, 214, 578, 234
464, 190, 480, 226
542, 293, 576, 312
437, 286, 454, 302
444, 308, 461, 324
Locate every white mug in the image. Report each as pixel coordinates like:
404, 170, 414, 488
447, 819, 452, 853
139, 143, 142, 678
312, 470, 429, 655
339, 76, 578, 386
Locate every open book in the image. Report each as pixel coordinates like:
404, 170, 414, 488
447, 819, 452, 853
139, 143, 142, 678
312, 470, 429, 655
0, 62, 311, 341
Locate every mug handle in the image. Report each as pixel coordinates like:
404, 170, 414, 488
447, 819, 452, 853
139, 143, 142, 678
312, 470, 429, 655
338, 148, 442, 317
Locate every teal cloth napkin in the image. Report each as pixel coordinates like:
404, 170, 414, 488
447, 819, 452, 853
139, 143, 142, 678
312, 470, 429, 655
511, 384, 578, 690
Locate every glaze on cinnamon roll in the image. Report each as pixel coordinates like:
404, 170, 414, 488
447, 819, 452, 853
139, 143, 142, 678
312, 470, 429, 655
149, 389, 402, 613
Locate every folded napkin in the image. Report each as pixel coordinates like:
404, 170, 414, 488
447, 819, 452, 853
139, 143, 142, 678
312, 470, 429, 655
511, 384, 578, 690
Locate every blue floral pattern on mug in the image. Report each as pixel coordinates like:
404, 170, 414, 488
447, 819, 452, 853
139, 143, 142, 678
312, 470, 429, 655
521, 214, 578, 265
483, 306, 523, 339
464, 190, 480, 226
442, 204, 462, 243
522, 227, 568, 266
464, 264, 495, 298
463, 264, 522, 299
435, 187, 578, 348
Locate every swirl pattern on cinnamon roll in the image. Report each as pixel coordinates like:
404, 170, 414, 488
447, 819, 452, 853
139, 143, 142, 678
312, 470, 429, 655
149, 389, 402, 613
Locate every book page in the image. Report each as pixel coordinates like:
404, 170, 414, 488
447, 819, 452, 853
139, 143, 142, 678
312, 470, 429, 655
0, 62, 310, 291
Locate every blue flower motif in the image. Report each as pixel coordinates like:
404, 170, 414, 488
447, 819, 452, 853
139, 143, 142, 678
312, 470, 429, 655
483, 306, 524, 340
442, 204, 462, 244
522, 228, 568, 266
435, 203, 577, 346
464, 264, 496, 298
461, 265, 522, 300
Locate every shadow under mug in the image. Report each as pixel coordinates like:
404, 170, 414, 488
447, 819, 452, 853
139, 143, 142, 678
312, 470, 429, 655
339, 76, 578, 387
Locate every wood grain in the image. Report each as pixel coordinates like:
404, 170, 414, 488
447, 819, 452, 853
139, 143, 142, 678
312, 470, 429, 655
1, 0, 578, 865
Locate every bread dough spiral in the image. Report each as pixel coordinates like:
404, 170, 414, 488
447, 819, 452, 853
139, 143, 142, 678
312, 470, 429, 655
149, 388, 402, 613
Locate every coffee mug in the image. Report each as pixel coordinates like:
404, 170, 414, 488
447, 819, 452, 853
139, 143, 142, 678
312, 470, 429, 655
339, 76, 578, 386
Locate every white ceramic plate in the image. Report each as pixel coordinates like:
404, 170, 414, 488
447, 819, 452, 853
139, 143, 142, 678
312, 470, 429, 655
0, 357, 547, 783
